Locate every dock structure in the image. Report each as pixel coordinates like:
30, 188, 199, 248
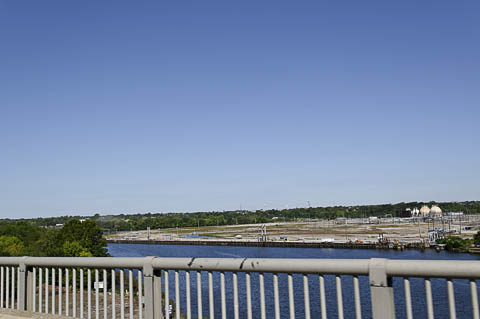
107, 238, 419, 249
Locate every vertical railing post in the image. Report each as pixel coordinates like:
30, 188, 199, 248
369, 258, 395, 319
26, 266, 34, 312
144, 257, 163, 319
18, 257, 30, 311
153, 269, 163, 319
144, 257, 154, 319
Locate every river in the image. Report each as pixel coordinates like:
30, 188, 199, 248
109, 243, 480, 318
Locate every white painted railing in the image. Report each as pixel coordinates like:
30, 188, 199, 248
0, 256, 479, 318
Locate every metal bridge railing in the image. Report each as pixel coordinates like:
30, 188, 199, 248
0, 256, 479, 318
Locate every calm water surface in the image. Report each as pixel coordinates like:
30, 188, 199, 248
109, 244, 480, 318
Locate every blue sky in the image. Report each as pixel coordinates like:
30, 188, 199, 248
1, 1, 479, 218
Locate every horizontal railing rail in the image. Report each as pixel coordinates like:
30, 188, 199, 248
4, 257, 480, 278
0, 256, 478, 318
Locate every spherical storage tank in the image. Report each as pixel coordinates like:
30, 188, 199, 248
420, 205, 430, 217
430, 205, 442, 217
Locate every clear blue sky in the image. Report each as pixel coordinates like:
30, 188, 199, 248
1, 1, 479, 218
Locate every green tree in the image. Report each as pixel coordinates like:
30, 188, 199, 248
31, 229, 62, 257
59, 220, 108, 256
437, 236, 473, 251
0, 222, 42, 247
474, 231, 480, 245
0, 236, 24, 256
62, 241, 93, 257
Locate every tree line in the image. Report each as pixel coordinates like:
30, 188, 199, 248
1, 201, 479, 233
0, 219, 107, 257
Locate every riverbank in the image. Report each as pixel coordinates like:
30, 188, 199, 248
107, 238, 424, 250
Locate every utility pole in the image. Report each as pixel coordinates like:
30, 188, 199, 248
459, 216, 462, 234
418, 218, 422, 239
